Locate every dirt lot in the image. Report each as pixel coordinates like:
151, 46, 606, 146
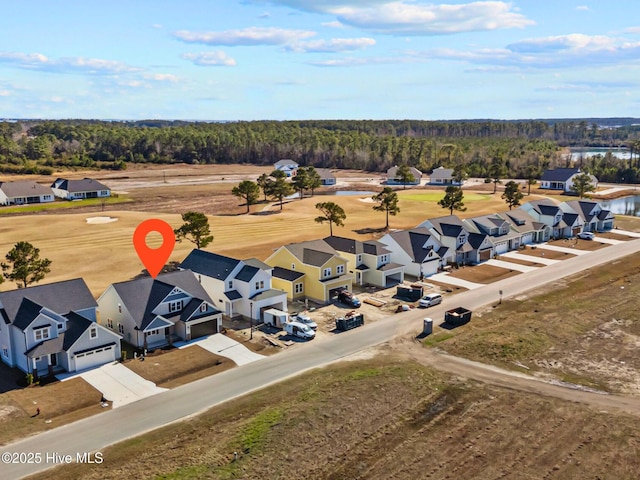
517, 245, 576, 260
33, 357, 640, 480
547, 238, 608, 251
424, 251, 640, 395
446, 263, 522, 284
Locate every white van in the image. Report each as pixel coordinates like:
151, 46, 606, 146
419, 293, 442, 308
284, 321, 316, 340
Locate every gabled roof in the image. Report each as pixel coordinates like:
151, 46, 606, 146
243, 258, 272, 271
316, 168, 336, 180
427, 215, 466, 238
562, 212, 580, 226
11, 298, 46, 331
387, 165, 422, 178
385, 227, 436, 263
235, 265, 259, 282
540, 168, 580, 182
274, 159, 298, 167
323, 236, 390, 256
62, 311, 101, 349
0, 180, 53, 198
597, 209, 613, 220
0, 278, 96, 325
467, 233, 488, 249
110, 270, 215, 330
501, 208, 537, 229
52, 178, 110, 193
524, 199, 561, 216
180, 249, 241, 281
272, 266, 305, 282
562, 200, 599, 221
429, 166, 454, 179
283, 239, 339, 267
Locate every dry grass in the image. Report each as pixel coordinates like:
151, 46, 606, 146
31, 358, 640, 480
424, 252, 640, 394
0, 378, 105, 446
446, 264, 522, 284
494, 256, 544, 267
517, 246, 576, 260
124, 346, 234, 389
547, 238, 607, 251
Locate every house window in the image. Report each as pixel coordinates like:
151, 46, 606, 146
255, 280, 264, 290
2, 346, 7, 358
291, 263, 295, 270
336, 265, 345, 275
228, 281, 233, 289
118, 304, 122, 313
107, 318, 113, 329
323, 267, 332, 278
148, 329, 158, 336
357, 254, 362, 263
57, 323, 64, 330
380, 254, 389, 264
118, 324, 124, 335
168, 300, 183, 312
199, 303, 207, 313
90, 327, 97, 339
34, 327, 50, 341
294, 283, 304, 294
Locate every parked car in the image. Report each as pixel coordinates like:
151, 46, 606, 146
338, 290, 361, 308
295, 312, 318, 330
284, 321, 316, 340
577, 231, 595, 240
419, 293, 443, 308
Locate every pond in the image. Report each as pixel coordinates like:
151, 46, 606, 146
599, 195, 640, 217
569, 147, 631, 160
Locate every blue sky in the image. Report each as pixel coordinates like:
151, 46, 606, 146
1, 0, 639, 120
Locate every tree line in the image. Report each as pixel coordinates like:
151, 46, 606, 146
1, 119, 639, 182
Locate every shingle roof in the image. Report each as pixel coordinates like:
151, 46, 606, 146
53, 178, 110, 193
316, 168, 336, 180
428, 215, 466, 238
224, 290, 242, 301
250, 289, 286, 301
0, 278, 97, 325
243, 258, 272, 271
429, 166, 454, 180
323, 236, 360, 254
11, 298, 45, 331
111, 270, 214, 330
235, 265, 259, 282
26, 335, 64, 358
385, 227, 435, 263
274, 159, 298, 167
272, 266, 305, 282
467, 233, 488, 249
540, 168, 579, 182
284, 240, 338, 267
180, 249, 240, 281
562, 212, 580, 226
62, 311, 99, 350
0, 181, 53, 198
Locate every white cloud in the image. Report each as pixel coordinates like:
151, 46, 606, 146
575, 5, 589, 11
422, 33, 640, 69
144, 73, 180, 82
182, 51, 237, 66
309, 55, 416, 67
625, 27, 640, 34
0, 51, 140, 75
330, 1, 535, 35
0, 90, 11, 96
173, 27, 315, 46
286, 37, 375, 53
321, 20, 345, 28
152, 23, 163, 29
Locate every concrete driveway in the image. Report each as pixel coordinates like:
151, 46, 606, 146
59, 363, 167, 408
428, 272, 484, 290
177, 334, 265, 366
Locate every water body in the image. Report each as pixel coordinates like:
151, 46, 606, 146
599, 195, 640, 217
569, 147, 631, 160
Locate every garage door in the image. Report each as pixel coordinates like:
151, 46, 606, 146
190, 320, 218, 339
75, 345, 116, 371
479, 249, 492, 261
495, 242, 508, 254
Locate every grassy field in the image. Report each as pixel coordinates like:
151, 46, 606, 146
424, 249, 640, 394
31, 358, 640, 480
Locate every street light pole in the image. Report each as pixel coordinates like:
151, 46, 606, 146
250, 302, 253, 340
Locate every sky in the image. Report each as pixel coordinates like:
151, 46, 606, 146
1, 0, 640, 120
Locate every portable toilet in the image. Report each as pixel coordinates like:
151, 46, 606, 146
423, 317, 433, 335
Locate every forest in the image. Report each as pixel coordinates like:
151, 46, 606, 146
1, 119, 640, 183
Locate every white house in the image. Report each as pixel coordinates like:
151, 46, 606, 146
463, 214, 517, 255
180, 249, 287, 321
274, 159, 299, 177
0, 181, 54, 206
386, 166, 422, 186
51, 178, 111, 200
561, 200, 615, 232
540, 168, 598, 193
522, 199, 572, 239
498, 208, 551, 244
0, 279, 121, 375
428, 166, 462, 185
379, 228, 442, 278
97, 270, 222, 349
418, 215, 492, 265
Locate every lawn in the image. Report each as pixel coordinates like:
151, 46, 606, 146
0, 196, 131, 215
446, 264, 522, 284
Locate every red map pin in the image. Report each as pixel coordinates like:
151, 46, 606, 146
133, 219, 176, 278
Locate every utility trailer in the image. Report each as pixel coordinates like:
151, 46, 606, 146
444, 307, 472, 326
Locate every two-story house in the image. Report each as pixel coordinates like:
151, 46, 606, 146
266, 239, 353, 304
51, 178, 111, 200
419, 215, 492, 265
273, 159, 299, 177
498, 208, 551, 245
378, 228, 443, 278
323, 236, 404, 287
522, 199, 572, 239
97, 270, 222, 350
0, 279, 121, 375
179, 249, 287, 321
463, 214, 518, 255
561, 200, 614, 232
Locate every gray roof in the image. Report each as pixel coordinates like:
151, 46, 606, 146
63, 311, 102, 350
316, 168, 336, 180
180, 249, 240, 281
467, 233, 488, 249
250, 289, 286, 301
243, 258, 272, 271
469, 215, 508, 232
53, 178, 110, 193
429, 166, 454, 180
284, 240, 339, 267
387, 165, 422, 179
0, 180, 53, 198
274, 159, 298, 167
235, 265, 259, 282
385, 227, 436, 263
525, 199, 560, 216
540, 168, 579, 182
378, 262, 404, 272
224, 290, 242, 301
562, 212, 580, 226
272, 266, 305, 282
111, 270, 216, 331
26, 335, 64, 358
323, 236, 389, 256
0, 278, 96, 325
11, 298, 47, 331
427, 215, 466, 238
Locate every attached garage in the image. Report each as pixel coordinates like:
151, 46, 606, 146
479, 249, 492, 261
329, 285, 349, 299
520, 233, 533, 245
494, 242, 509, 254
74, 343, 117, 372
189, 320, 218, 339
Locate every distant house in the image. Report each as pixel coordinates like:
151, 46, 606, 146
266, 239, 352, 304
323, 235, 404, 287
429, 167, 462, 186
51, 178, 111, 200
0, 181, 54, 206
179, 249, 287, 321
0, 279, 121, 375
540, 168, 598, 193
378, 228, 442, 278
97, 271, 222, 349
386, 166, 422, 186
274, 159, 299, 177
317, 168, 337, 186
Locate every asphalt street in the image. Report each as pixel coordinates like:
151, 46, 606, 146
3, 237, 640, 479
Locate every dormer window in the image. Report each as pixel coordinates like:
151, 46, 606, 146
199, 304, 207, 313
34, 326, 50, 341
168, 300, 183, 313
57, 323, 64, 331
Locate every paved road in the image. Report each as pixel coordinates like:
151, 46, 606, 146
3, 238, 640, 479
